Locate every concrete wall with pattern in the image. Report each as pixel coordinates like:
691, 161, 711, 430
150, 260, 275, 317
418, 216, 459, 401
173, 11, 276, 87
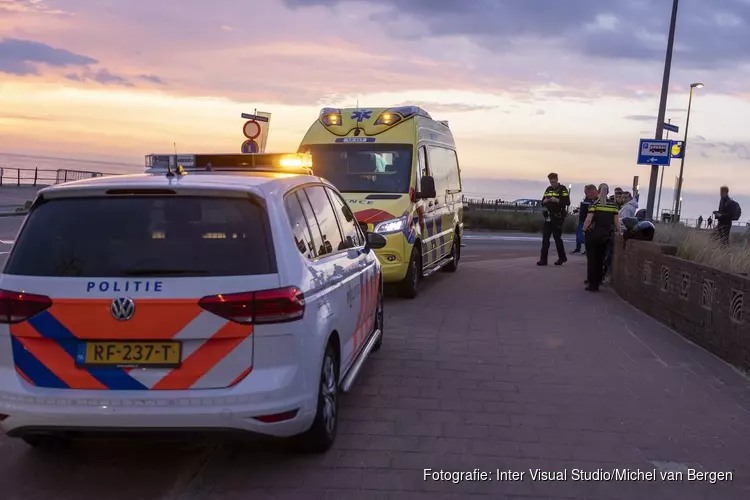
612, 236, 750, 372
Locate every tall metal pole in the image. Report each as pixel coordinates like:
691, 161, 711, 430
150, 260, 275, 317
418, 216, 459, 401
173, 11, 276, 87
674, 86, 695, 221
646, 0, 679, 221
656, 118, 671, 219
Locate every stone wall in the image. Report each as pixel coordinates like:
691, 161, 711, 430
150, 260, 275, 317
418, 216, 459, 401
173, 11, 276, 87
612, 236, 750, 372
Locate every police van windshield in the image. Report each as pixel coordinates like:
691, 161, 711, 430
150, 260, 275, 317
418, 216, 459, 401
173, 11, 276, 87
302, 143, 412, 194
4, 196, 276, 277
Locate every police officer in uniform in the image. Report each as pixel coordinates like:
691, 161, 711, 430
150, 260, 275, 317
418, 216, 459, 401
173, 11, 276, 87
582, 183, 620, 291
538, 172, 570, 266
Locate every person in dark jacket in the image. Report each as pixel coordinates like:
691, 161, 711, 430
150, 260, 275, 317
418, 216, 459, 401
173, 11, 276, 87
583, 183, 620, 291
572, 184, 598, 254
538, 172, 570, 266
713, 186, 740, 246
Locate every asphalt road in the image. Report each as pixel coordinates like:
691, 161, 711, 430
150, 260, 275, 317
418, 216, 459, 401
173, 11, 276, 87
0, 219, 582, 500
0, 226, 745, 500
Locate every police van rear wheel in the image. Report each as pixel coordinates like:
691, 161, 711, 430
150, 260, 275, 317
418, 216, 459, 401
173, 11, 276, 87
398, 247, 420, 299
442, 234, 460, 273
297, 343, 339, 453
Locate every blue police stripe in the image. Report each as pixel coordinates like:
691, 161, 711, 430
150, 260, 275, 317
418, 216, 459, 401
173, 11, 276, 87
27, 311, 148, 391
11, 335, 68, 388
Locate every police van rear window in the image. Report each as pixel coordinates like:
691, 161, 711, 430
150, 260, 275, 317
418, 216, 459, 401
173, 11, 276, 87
4, 196, 277, 277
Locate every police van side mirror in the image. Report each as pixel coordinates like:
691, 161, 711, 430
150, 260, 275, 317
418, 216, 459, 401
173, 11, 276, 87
417, 176, 436, 199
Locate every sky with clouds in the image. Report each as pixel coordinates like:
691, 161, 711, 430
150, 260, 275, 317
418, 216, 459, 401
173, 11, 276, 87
1, 0, 749, 219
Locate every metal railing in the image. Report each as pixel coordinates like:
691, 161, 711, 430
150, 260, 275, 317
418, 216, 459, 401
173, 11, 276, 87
0, 167, 113, 187
462, 196, 543, 213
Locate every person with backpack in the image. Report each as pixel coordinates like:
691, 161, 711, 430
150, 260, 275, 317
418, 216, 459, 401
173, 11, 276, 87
713, 186, 741, 246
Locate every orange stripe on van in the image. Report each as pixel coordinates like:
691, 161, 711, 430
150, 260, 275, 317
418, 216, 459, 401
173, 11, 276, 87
352, 275, 366, 354
152, 338, 245, 390
229, 366, 253, 387
151, 323, 253, 390
209, 321, 252, 340
48, 299, 203, 340
367, 272, 377, 333
15, 366, 33, 385
15, 336, 107, 389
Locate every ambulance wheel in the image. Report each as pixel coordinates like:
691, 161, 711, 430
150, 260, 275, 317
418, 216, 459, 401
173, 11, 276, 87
398, 247, 421, 299
297, 342, 339, 453
372, 276, 384, 351
442, 233, 460, 273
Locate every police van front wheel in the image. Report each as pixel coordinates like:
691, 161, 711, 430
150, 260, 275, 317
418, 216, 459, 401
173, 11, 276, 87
398, 247, 421, 299
442, 234, 460, 273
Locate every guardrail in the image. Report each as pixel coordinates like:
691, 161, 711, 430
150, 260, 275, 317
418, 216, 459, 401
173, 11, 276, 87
0, 167, 113, 187
462, 197, 543, 213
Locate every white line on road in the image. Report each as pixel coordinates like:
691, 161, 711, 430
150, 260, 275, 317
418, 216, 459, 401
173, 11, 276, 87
0, 240, 14, 245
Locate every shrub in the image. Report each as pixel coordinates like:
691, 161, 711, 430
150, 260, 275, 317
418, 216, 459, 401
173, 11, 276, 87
652, 224, 750, 274
464, 210, 578, 233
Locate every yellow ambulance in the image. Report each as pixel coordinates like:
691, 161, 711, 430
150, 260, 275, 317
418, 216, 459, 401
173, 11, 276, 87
298, 106, 463, 298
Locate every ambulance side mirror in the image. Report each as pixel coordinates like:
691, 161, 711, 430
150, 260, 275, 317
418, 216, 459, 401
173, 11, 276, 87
365, 232, 387, 250
418, 176, 436, 199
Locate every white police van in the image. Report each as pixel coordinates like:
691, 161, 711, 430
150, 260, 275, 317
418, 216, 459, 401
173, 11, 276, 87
0, 153, 386, 452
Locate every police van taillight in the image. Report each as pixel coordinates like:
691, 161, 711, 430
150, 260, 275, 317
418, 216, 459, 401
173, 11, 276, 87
0, 289, 53, 324
198, 287, 305, 324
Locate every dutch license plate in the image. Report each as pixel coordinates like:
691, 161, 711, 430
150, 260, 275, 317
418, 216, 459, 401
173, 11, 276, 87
79, 341, 182, 368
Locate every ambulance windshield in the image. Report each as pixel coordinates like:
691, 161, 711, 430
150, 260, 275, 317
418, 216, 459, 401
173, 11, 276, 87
303, 143, 412, 194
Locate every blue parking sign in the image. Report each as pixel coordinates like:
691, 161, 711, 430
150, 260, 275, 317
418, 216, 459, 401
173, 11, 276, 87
637, 139, 672, 166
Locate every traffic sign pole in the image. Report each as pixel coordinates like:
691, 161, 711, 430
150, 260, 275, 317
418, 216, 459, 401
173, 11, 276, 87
646, 0, 679, 221
673, 84, 696, 222
656, 119, 671, 219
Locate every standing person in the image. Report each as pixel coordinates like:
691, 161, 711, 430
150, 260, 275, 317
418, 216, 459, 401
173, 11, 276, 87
707, 216, 713, 229
697, 215, 703, 229
601, 190, 631, 282
572, 184, 598, 254
583, 184, 620, 292
713, 186, 741, 247
612, 187, 624, 207
537, 172, 570, 266
618, 192, 638, 232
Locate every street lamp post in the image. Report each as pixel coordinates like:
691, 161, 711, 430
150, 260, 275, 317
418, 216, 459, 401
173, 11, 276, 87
673, 82, 704, 221
645, 0, 680, 221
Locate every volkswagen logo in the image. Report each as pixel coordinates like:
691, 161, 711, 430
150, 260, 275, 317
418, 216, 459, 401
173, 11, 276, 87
110, 297, 135, 321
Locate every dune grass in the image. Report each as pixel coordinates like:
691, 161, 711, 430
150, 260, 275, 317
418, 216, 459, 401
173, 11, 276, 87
652, 223, 750, 275
464, 210, 578, 234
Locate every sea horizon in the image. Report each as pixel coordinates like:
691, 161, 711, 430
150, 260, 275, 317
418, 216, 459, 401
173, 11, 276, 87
0, 151, 738, 222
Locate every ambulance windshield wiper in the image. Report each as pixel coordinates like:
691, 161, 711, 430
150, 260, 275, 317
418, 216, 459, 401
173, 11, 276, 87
119, 268, 209, 276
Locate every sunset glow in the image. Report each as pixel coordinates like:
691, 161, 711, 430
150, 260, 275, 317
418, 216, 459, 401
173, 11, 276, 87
1, 0, 749, 216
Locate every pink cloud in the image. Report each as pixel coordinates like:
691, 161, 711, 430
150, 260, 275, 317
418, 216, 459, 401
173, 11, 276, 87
0, 0, 748, 106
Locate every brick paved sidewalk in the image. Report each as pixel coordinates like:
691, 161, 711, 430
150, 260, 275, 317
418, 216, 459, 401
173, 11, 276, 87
195, 256, 750, 499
